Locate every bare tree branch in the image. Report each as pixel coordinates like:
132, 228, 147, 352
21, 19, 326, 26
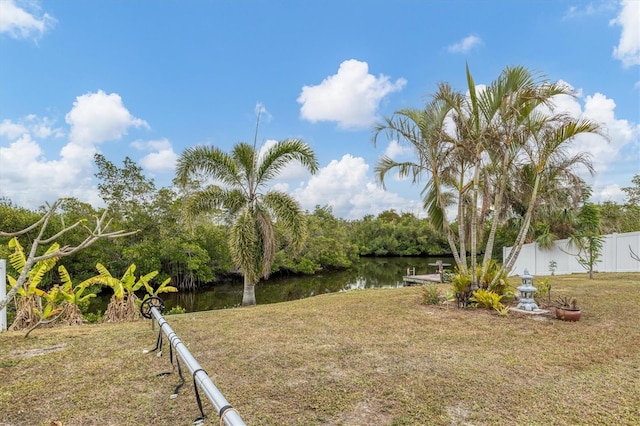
0, 199, 138, 312
0, 199, 64, 238
631, 245, 640, 262
40, 219, 85, 244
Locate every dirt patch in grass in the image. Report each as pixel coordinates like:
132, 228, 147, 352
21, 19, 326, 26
10, 343, 67, 359
324, 398, 395, 425
1, 272, 640, 425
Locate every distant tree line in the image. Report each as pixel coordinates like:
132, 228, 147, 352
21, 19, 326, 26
1, 169, 638, 293
2, 65, 640, 297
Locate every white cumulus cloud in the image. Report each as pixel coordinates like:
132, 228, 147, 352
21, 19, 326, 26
0, 116, 64, 140
549, 83, 639, 203
137, 139, 178, 172
383, 140, 412, 159
596, 183, 626, 202
611, 0, 640, 67
447, 35, 482, 54
0, 119, 28, 139
292, 154, 418, 219
65, 90, 148, 146
0, 91, 150, 208
297, 59, 406, 129
0, 0, 55, 39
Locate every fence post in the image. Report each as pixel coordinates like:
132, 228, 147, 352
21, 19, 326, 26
1, 259, 6, 331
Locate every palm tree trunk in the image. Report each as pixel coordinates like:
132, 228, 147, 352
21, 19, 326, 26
481, 192, 502, 270
492, 173, 541, 285
446, 227, 464, 272
457, 175, 468, 274
470, 159, 481, 290
482, 150, 510, 270
242, 276, 257, 306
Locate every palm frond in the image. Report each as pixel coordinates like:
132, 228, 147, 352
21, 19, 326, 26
375, 156, 425, 189
175, 145, 241, 188
262, 191, 308, 254
232, 142, 258, 187
255, 208, 276, 278
229, 209, 260, 284
184, 185, 226, 216
257, 139, 319, 184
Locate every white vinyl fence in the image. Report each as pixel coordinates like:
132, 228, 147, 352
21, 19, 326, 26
503, 231, 640, 276
1, 260, 6, 331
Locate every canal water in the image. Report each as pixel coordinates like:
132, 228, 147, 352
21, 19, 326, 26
92, 256, 455, 313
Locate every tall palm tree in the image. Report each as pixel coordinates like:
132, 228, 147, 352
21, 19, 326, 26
472, 66, 569, 272
499, 113, 602, 279
375, 64, 603, 288
175, 139, 318, 306
440, 65, 579, 288
373, 95, 466, 272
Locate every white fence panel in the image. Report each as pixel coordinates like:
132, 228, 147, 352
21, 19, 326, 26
503, 231, 640, 276
1, 259, 6, 331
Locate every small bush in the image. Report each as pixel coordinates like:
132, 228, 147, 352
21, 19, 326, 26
83, 311, 103, 324
495, 305, 510, 317
535, 277, 551, 302
451, 272, 472, 295
420, 284, 441, 305
166, 305, 186, 315
470, 289, 505, 310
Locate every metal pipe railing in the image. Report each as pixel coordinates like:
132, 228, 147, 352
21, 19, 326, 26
141, 297, 246, 426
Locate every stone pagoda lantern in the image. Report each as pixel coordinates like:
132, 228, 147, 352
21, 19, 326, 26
516, 268, 539, 311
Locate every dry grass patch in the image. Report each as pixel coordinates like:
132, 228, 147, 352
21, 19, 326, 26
1, 272, 639, 425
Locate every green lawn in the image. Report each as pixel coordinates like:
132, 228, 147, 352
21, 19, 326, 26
1, 272, 639, 425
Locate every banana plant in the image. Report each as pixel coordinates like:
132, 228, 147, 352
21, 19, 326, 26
140, 274, 178, 299
57, 265, 99, 306
93, 263, 178, 322
6, 237, 60, 297
5, 237, 64, 333
24, 285, 67, 337
93, 263, 178, 300
94, 263, 141, 299
32, 285, 65, 320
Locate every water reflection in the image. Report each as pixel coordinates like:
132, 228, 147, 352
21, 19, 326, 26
91, 256, 454, 313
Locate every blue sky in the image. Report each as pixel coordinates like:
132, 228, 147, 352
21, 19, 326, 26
1, 0, 638, 219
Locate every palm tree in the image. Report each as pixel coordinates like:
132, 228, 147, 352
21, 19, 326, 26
373, 94, 466, 272
471, 66, 571, 273
375, 64, 603, 289
440, 65, 580, 288
175, 139, 318, 306
497, 112, 602, 280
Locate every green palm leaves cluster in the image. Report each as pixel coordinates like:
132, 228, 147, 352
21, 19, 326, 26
565, 191, 605, 279
176, 139, 318, 306
374, 65, 604, 288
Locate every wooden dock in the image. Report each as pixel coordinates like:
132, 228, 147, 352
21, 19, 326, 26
402, 273, 442, 286
402, 261, 451, 286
